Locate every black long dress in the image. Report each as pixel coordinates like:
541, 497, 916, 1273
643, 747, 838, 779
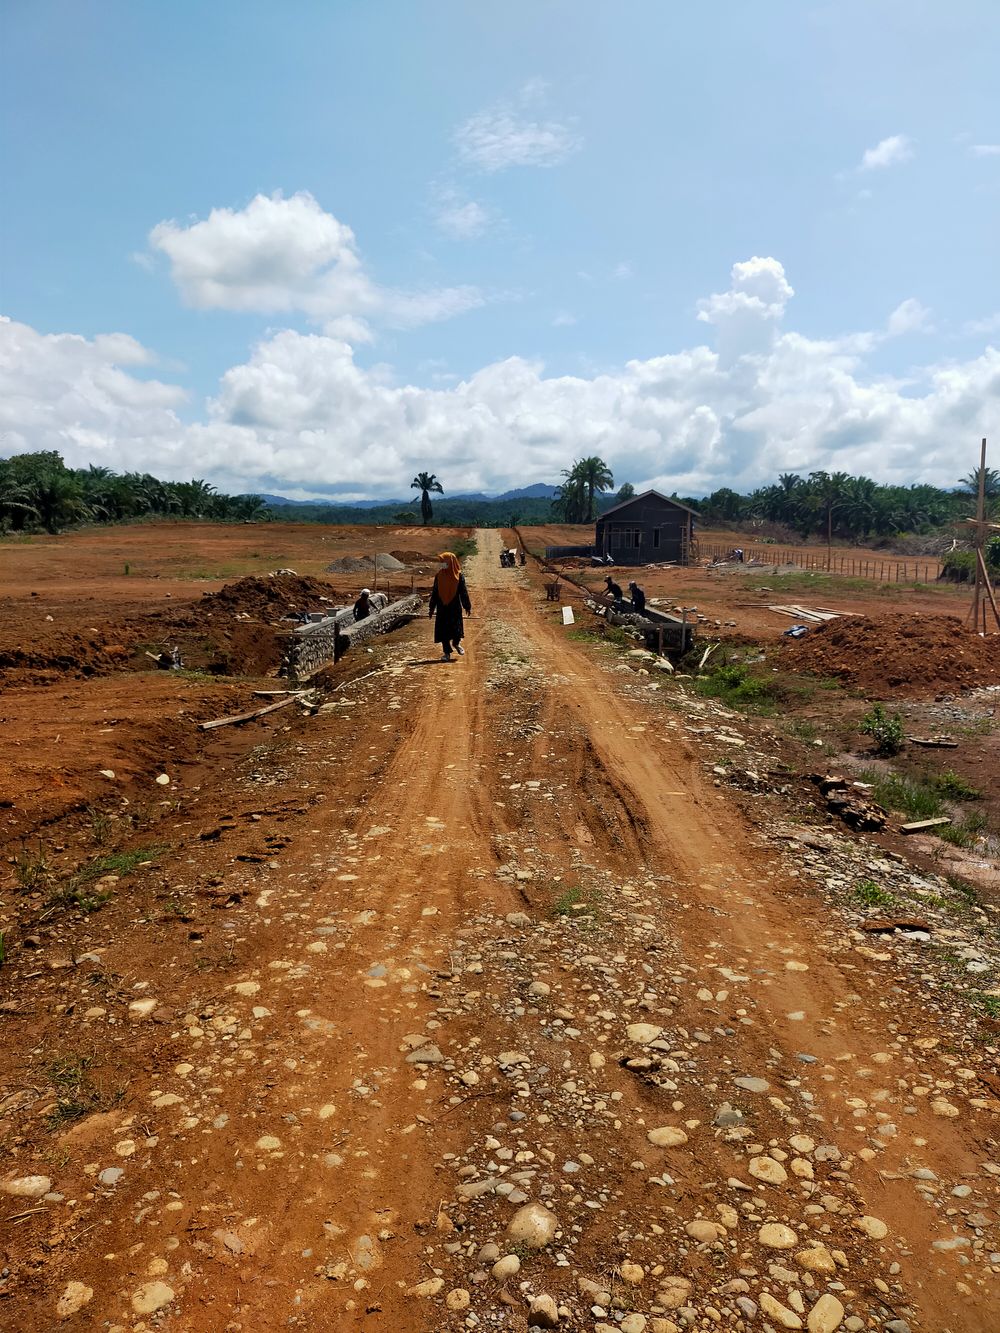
429, 573, 472, 644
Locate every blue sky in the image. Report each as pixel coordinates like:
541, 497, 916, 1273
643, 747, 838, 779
2, 0, 998, 499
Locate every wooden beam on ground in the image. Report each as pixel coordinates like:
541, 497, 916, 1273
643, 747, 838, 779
200, 694, 307, 731
900, 817, 952, 834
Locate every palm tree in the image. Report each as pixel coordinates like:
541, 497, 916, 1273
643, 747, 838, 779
806, 471, 850, 568
569, 456, 614, 522
0, 466, 39, 532
551, 473, 588, 523
32, 471, 90, 533
410, 472, 444, 525
615, 482, 635, 503
959, 466, 1000, 499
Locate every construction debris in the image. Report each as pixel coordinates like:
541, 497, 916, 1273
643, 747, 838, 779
809, 774, 887, 832
901, 817, 953, 834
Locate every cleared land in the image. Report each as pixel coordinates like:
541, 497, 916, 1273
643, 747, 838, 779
1, 522, 998, 1332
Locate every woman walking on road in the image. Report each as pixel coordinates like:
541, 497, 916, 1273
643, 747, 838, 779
429, 551, 472, 662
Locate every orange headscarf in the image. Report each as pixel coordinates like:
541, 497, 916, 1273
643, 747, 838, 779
435, 551, 461, 604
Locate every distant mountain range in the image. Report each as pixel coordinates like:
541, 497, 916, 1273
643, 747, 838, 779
259, 483, 558, 509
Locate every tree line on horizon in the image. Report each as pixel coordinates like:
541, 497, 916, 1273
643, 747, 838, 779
2, 448, 997, 547
0, 450, 270, 533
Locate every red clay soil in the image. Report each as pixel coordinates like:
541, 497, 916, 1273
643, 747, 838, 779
200, 572, 336, 619
780, 612, 1000, 695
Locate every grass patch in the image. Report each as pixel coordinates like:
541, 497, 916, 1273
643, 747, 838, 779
42, 1055, 124, 1128
854, 878, 895, 908
931, 770, 983, 801
14, 842, 52, 893
857, 770, 945, 821
936, 812, 989, 849
567, 624, 635, 650
45, 846, 167, 916
971, 992, 1000, 1022
693, 662, 784, 715
551, 885, 586, 916
451, 535, 478, 561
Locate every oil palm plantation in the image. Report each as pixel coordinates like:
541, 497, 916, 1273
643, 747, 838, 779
410, 471, 444, 525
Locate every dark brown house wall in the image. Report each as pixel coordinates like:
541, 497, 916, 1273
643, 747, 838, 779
594, 494, 693, 565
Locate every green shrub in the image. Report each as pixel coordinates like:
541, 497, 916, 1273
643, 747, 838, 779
940, 551, 976, 583
860, 703, 905, 756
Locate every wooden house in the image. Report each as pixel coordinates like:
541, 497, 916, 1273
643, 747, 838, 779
593, 489, 696, 565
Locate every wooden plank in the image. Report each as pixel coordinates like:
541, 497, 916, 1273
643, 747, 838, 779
768, 606, 822, 621
900, 817, 952, 833
907, 736, 958, 748
786, 605, 839, 621
200, 694, 305, 731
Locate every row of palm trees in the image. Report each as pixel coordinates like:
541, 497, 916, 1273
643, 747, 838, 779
0, 451, 270, 533
697, 468, 999, 541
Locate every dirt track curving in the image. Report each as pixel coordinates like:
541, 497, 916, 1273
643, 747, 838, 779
2, 530, 998, 1331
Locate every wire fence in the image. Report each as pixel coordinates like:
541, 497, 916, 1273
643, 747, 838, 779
701, 542, 942, 583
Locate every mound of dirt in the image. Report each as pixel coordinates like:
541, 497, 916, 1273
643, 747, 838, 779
201, 574, 335, 620
387, 549, 439, 566
0, 634, 130, 685
327, 552, 406, 573
780, 613, 1000, 696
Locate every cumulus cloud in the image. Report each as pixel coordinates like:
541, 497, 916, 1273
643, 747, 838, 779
969, 143, 1000, 157
3, 260, 998, 500
454, 83, 580, 172
859, 134, 914, 170
0, 316, 187, 467
696, 256, 795, 363
149, 191, 482, 329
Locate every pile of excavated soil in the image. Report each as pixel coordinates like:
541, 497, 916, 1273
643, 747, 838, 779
387, 549, 439, 566
780, 613, 1000, 696
0, 633, 130, 685
201, 573, 335, 620
327, 553, 406, 573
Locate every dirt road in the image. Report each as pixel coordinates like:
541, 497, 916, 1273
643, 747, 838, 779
4, 530, 998, 1332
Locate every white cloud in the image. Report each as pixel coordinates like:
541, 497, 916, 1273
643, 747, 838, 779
860, 134, 914, 170
454, 84, 580, 172
970, 143, 1000, 157
613, 262, 633, 280
4, 259, 999, 501
431, 186, 492, 239
886, 298, 933, 336
551, 312, 577, 327
149, 191, 482, 329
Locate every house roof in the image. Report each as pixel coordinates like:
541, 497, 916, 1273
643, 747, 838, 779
595, 488, 699, 522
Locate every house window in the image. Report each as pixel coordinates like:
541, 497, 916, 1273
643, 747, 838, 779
653, 529, 660, 549
633, 529, 641, 548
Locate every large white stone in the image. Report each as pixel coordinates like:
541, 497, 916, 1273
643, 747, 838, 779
808, 1294, 845, 1333
1, 1175, 51, 1199
647, 1126, 688, 1148
56, 1282, 93, 1319
131, 1282, 174, 1315
507, 1201, 559, 1249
